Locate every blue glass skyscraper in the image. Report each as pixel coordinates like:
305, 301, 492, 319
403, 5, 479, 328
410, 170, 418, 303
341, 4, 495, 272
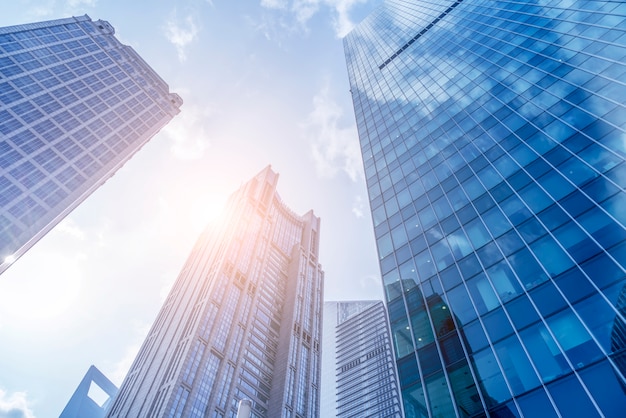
0, 16, 182, 274
345, 1, 626, 417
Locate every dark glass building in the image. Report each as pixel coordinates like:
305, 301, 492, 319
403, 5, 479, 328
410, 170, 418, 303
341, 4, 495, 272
344, 1, 626, 417
0, 16, 182, 274
106, 167, 324, 418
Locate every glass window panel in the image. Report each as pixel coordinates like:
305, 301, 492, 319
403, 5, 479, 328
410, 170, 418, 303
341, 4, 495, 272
440, 265, 462, 291
448, 361, 484, 416
419, 343, 443, 377
425, 371, 456, 418
391, 316, 415, 359
377, 232, 393, 258
579, 360, 626, 418
519, 323, 570, 383
530, 235, 574, 277
462, 319, 489, 353
472, 348, 512, 407
383, 269, 402, 302
431, 239, 453, 270
446, 285, 477, 325
547, 374, 599, 418
391, 224, 409, 249
402, 382, 428, 418
483, 308, 514, 343
464, 218, 491, 249
411, 308, 434, 349
508, 247, 548, 290
467, 273, 499, 314
415, 249, 436, 280
559, 156, 598, 187
493, 335, 541, 395
487, 260, 522, 303
578, 207, 626, 250
574, 293, 619, 353
430, 298, 455, 338
500, 194, 532, 225
547, 309, 602, 368
517, 388, 559, 418
446, 229, 473, 259
581, 252, 624, 290
397, 354, 420, 388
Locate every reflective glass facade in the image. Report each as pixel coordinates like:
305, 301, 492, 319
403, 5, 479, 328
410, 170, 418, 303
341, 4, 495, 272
106, 167, 323, 418
0, 16, 182, 274
344, 1, 626, 417
321, 301, 403, 418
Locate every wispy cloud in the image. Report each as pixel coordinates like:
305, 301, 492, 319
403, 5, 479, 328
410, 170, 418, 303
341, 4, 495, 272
258, 0, 368, 37
327, 0, 369, 37
162, 102, 213, 160
164, 13, 199, 62
304, 84, 363, 182
0, 389, 35, 418
67, 0, 97, 7
261, 0, 288, 9
352, 195, 366, 218
26, 0, 97, 18
108, 322, 152, 385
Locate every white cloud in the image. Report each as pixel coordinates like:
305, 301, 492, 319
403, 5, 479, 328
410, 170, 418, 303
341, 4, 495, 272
164, 14, 199, 62
55, 219, 86, 241
304, 84, 363, 182
358, 274, 381, 294
258, 0, 368, 37
0, 389, 35, 418
352, 195, 365, 218
162, 102, 213, 160
108, 322, 152, 386
327, 0, 369, 37
261, 0, 288, 9
67, 0, 97, 7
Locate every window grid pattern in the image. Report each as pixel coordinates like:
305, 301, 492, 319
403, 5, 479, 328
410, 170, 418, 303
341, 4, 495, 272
335, 302, 403, 418
106, 168, 323, 418
0, 15, 181, 268
345, 0, 626, 417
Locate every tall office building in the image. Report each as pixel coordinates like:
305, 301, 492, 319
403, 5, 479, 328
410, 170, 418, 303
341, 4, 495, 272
345, 1, 626, 417
0, 15, 182, 274
60, 365, 118, 418
106, 166, 324, 418
321, 301, 402, 417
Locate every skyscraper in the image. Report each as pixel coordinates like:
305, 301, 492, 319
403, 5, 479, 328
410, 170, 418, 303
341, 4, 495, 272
106, 166, 323, 418
0, 15, 182, 274
321, 300, 403, 418
345, 1, 626, 417
60, 365, 118, 418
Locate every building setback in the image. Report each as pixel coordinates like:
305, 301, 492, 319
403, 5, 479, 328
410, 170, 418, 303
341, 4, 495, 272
106, 166, 324, 418
0, 15, 182, 274
321, 301, 403, 418
344, 1, 626, 417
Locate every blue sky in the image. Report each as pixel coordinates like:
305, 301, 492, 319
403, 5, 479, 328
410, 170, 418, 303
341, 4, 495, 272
0, 0, 383, 416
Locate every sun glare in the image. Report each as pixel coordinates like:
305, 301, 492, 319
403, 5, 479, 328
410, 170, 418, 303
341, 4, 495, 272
0, 252, 82, 323
3, 254, 16, 265
189, 194, 228, 230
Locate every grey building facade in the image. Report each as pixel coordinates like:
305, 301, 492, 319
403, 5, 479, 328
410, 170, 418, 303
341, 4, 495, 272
322, 300, 403, 418
106, 166, 324, 418
345, 1, 626, 417
0, 15, 182, 274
